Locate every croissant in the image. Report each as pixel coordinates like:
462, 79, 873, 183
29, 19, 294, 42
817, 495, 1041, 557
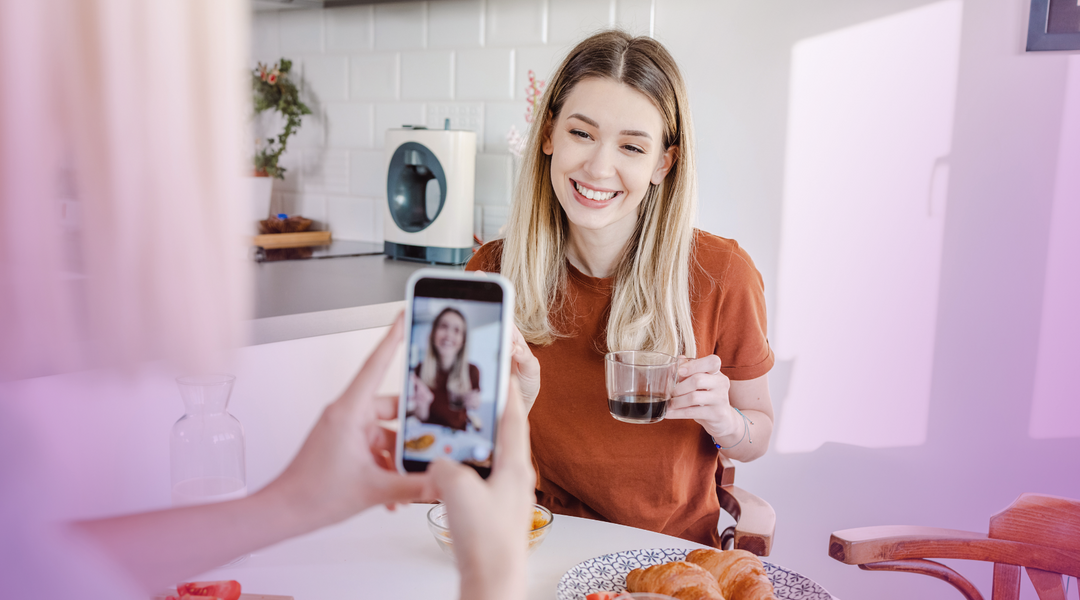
685, 549, 777, 600
626, 561, 727, 600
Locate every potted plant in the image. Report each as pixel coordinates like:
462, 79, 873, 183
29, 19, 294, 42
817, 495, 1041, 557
247, 58, 311, 229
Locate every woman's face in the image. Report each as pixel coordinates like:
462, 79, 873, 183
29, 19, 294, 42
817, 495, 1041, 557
433, 311, 466, 360
542, 77, 676, 239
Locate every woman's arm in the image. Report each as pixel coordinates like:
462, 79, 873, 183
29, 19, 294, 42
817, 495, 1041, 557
721, 375, 773, 462
71, 316, 436, 592
665, 356, 774, 463
72, 487, 325, 593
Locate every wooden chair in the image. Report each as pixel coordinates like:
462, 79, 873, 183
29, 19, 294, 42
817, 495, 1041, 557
828, 493, 1080, 600
716, 454, 776, 557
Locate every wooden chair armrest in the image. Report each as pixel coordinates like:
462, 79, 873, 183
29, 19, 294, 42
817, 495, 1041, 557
717, 484, 775, 557
717, 453, 736, 487
829, 526, 1080, 578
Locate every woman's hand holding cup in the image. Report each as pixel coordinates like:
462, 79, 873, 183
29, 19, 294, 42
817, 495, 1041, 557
664, 354, 741, 440
463, 389, 482, 411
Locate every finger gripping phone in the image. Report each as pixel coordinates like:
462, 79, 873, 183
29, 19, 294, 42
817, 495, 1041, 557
396, 269, 514, 479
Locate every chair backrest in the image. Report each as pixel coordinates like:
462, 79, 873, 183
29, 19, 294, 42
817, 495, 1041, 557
987, 493, 1080, 600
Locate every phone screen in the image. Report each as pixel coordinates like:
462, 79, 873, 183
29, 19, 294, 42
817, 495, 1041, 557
401, 276, 506, 478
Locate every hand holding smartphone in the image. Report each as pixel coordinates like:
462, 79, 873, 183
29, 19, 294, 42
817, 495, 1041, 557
396, 269, 515, 479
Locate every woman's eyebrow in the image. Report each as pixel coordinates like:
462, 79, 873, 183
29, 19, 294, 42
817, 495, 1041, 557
567, 113, 652, 140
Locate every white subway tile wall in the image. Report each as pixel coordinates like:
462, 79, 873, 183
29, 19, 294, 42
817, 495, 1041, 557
428, 0, 484, 49
327, 196, 378, 240
325, 103, 374, 148
475, 153, 513, 206
302, 148, 350, 195
279, 9, 324, 54
548, 0, 614, 45
400, 51, 455, 99
290, 111, 325, 149
252, 12, 280, 64
427, 0, 483, 48
483, 101, 528, 153
350, 150, 387, 197
456, 48, 514, 101
374, 3, 426, 51
350, 54, 399, 100
326, 6, 374, 52
251, 0, 646, 241
486, 0, 546, 47
303, 55, 350, 102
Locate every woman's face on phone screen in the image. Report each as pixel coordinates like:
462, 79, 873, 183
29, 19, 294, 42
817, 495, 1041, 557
542, 77, 675, 238
433, 312, 466, 360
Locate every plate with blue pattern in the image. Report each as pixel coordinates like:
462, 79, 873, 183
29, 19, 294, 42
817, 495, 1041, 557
556, 548, 834, 600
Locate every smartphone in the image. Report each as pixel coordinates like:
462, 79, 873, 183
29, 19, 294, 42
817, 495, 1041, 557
396, 268, 514, 479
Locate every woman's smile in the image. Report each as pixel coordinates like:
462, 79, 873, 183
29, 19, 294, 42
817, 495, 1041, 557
570, 178, 622, 208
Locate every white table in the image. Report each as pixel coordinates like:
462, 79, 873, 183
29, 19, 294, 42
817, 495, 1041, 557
194, 503, 710, 600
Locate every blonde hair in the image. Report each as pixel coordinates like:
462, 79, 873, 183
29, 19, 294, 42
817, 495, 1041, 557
420, 307, 473, 395
500, 30, 698, 357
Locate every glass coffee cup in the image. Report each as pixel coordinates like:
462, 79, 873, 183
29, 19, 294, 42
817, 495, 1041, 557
604, 351, 679, 424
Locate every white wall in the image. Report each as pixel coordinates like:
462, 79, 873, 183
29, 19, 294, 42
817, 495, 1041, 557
11, 2, 1077, 600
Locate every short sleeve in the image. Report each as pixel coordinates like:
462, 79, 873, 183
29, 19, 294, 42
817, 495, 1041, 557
714, 241, 774, 381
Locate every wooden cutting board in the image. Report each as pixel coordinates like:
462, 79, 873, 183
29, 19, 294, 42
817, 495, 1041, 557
252, 231, 332, 249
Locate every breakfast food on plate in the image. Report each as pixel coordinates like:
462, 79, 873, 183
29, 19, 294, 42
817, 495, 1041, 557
616, 549, 776, 600
685, 549, 777, 600
403, 433, 435, 451
626, 561, 726, 600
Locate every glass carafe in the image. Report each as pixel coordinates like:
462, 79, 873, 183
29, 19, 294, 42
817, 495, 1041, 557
170, 374, 246, 506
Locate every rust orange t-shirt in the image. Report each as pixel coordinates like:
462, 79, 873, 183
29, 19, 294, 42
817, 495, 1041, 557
465, 230, 774, 547
412, 363, 481, 431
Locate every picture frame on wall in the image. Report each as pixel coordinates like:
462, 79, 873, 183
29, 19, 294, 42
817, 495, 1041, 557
1027, 0, 1080, 51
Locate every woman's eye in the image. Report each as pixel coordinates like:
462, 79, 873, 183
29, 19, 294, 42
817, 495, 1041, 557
570, 129, 591, 139
623, 145, 645, 154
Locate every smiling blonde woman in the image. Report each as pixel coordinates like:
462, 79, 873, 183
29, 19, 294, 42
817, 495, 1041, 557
412, 307, 481, 431
467, 30, 775, 548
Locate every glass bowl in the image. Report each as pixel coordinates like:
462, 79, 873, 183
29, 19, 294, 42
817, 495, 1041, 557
426, 502, 554, 559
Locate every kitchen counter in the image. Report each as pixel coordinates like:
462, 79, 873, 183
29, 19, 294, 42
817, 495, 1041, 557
250, 251, 463, 345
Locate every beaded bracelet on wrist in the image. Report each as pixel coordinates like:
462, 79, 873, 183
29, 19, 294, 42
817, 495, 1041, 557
714, 406, 754, 450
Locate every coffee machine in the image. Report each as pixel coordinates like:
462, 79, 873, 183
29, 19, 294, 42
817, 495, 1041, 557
383, 125, 476, 264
